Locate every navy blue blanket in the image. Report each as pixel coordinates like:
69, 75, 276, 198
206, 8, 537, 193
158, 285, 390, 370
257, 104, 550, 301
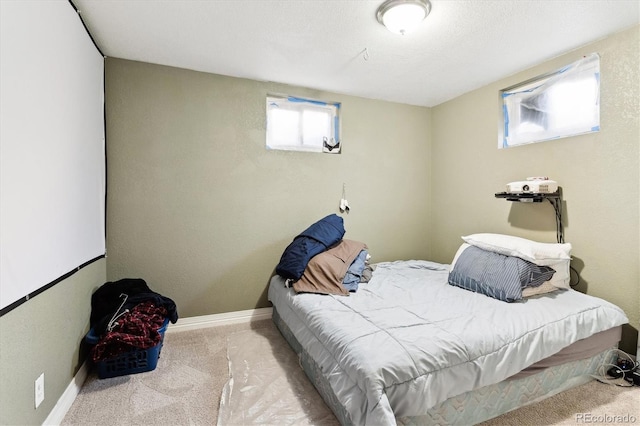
276, 214, 345, 281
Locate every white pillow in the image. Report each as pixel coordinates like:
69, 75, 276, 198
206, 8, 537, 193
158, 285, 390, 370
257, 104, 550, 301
461, 233, 571, 266
544, 258, 571, 289
451, 240, 571, 289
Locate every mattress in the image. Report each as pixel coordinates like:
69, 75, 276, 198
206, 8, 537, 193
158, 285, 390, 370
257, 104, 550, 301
273, 307, 617, 426
268, 260, 628, 425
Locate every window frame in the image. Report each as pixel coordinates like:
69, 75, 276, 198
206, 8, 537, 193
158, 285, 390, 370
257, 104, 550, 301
499, 53, 600, 149
266, 95, 341, 154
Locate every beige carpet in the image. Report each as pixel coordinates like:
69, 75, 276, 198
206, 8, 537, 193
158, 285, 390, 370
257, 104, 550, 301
62, 319, 639, 425
62, 320, 273, 426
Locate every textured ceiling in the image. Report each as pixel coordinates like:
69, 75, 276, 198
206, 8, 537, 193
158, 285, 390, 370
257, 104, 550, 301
72, 0, 639, 107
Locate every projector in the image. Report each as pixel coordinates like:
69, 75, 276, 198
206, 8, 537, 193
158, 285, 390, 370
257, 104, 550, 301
506, 178, 558, 194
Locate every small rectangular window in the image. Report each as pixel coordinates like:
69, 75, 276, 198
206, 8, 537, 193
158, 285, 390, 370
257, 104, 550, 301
499, 53, 600, 148
266, 95, 341, 153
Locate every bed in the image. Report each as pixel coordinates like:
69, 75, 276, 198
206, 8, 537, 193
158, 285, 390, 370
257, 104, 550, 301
267, 255, 628, 425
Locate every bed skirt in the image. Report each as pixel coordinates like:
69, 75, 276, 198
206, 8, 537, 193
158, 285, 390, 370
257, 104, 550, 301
272, 307, 616, 426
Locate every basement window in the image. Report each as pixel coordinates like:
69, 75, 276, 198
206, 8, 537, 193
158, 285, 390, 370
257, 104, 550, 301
499, 53, 600, 148
266, 95, 341, 153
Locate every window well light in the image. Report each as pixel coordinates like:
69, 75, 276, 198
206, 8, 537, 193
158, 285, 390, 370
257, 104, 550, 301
376, 0, 432, 35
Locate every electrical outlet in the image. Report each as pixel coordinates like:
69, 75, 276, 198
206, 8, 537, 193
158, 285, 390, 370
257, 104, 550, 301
35, 373, 44, 409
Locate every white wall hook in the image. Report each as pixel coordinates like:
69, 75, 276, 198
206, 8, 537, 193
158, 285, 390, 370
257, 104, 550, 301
340, 183, 350, 213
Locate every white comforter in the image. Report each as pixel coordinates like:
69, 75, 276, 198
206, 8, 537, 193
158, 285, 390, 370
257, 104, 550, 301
268, 260, 628, 426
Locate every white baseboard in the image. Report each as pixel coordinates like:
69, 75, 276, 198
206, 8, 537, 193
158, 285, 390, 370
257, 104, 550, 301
165, 307, 273, 333
43, 360, 89, 426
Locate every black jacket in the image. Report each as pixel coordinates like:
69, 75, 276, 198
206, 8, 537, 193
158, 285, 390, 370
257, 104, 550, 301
90, 278, 178, 335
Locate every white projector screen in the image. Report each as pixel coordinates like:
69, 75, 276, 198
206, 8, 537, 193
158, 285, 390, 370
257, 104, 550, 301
0, 1, 105, 313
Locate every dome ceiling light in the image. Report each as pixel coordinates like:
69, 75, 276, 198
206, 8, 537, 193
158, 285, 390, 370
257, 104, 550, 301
376, 0, 432, 35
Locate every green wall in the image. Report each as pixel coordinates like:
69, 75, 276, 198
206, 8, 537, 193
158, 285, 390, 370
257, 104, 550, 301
430, 26, 639, 353
105, 58, 432, 317
3, 24, 635, 426
0, 259, 106, 425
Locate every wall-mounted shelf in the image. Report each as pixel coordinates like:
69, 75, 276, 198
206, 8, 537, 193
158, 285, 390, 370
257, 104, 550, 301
494, 192, 560, 203
495, 189, 564, 243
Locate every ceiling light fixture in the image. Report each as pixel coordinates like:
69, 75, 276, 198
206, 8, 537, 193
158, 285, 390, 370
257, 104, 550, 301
376, 0, 432, 36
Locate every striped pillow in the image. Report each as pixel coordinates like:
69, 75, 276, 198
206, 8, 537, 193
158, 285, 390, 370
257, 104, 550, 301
448, 245, 555, 302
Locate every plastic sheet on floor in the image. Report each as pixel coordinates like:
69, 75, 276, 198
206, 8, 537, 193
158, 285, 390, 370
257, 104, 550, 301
217, 326, 338, 425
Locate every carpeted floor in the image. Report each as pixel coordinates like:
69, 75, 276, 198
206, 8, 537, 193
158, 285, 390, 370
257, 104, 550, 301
62, 319, 639, 425
217, 325, 339, 425
62, 320, 273, 426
